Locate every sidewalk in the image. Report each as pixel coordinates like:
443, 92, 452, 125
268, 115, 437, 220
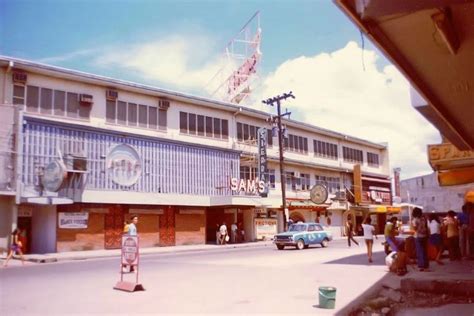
340, 257, 474, 315
1, 240, 275, 266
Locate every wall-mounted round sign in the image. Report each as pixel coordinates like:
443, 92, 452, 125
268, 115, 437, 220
106, 144, 142, 186
310, 184, 328, 204
42, 160, 67, 192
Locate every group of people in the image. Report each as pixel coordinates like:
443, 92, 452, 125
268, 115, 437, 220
216, 222, 244, 245
355, 203, 474, 273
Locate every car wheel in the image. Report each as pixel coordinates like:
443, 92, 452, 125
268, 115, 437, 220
296, 239, 305, 250
321, 238, 329, 248
277, 245, 285, 250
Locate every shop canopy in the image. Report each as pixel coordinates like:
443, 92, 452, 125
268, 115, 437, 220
287, 199, 330, 211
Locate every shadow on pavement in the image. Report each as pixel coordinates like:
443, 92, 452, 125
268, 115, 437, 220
324, 250, 387, 266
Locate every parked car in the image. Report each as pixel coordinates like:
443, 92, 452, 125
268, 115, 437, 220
273, 222, 333, 250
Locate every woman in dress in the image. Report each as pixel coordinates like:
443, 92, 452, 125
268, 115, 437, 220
3, 228, 26, 267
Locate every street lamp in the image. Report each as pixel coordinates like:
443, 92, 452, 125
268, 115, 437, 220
262, 91, 295, 231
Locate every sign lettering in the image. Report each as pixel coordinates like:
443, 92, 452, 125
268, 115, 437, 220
257, 128, 268, 197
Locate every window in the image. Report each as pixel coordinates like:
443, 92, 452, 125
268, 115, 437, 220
300, 173, 311, 191
24, 85, 91, 120
284, 133, 308, 154
189, 113, 196, 135
13, 85, 25, 105
315, 175, 340, 193
367, 152, 380, 167
180, 111, 228, 140
286, 172, 296, 191
236, 122, 272, 146
106, 100, 165, 130
268, 169, 276, 189
197, 115, 205, 136
308, 225, 316, 232
314, 140, 338, 159
240, 166, 257, 180
342, 146, 363, 163
127, 103, 137, 126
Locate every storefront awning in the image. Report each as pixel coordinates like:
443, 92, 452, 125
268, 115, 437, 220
370, 205, 401, 214
287, 200, 330, 211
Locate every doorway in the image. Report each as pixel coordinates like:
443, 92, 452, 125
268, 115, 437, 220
104, 205, 126, 249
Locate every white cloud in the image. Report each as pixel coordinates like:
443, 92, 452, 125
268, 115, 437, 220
251, 41, 440, 180
93, 34, 225, 92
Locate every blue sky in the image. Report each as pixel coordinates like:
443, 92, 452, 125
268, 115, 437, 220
1, 0, 440, 180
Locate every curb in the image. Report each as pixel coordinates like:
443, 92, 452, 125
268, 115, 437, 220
23, 241, 274, 263
401, 278, 474, 296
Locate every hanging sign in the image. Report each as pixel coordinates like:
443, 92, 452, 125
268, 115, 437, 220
257, 127, 268, 197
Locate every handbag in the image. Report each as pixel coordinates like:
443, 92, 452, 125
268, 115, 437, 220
225, 235, 230, 242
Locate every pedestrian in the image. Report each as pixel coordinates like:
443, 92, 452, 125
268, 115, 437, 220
458, 203, 470, 258
362, 217, 378, 263
412, 207, 429, 271
215, 224, 221, 245
346, 217, 359, 247
219, 222, 228, 245
445, 210, 461, 261
238, 222, 245, 243
123, 215, 138, 273
3, 228, 26, 267
428, 214, 444, 264
231, 222, 238, 243
384, 216, 399, 252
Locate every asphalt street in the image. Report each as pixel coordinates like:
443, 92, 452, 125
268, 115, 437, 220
0, 238, 391, 315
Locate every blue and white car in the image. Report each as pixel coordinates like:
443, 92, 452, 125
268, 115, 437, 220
273, 222, 333, 250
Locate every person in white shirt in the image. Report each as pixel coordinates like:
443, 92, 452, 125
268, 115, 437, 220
231, 223, 238, 243
219, 222, 228, 245
362, 217, 378, 263
428, 214, 443, 264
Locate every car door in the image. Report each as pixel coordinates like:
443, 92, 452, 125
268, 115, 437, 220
314, 224, 324, 243
307, 224, 318, 244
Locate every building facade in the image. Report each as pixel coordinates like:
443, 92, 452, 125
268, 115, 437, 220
400, 172, 473, 214
0, 56, 392, 254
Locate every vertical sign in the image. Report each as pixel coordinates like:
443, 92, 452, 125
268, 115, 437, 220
258, 128, 268, 197
353, 164, 362, 204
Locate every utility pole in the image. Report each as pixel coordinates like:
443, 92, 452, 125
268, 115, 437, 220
262, 91, 295, 231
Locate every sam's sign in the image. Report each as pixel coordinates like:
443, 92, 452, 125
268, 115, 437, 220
231, 178, 266, 195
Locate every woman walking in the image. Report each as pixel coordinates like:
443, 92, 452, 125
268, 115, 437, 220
428, 214, 444, 264
362, 217, 378, 263
346, 217, 359, 247
412, 207, 429, 271
3, 228, 26, 267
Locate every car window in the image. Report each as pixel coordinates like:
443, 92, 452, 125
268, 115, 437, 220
289, 224, 306, 232
308, 225, 316, 231
315, 225, 323, 231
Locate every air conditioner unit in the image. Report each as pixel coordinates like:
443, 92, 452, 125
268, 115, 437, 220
335, 190, 347, 200
106, 89, 118, 101
12, 72, 27, 84
79, 94, 93, 104
158, 99, 170, 110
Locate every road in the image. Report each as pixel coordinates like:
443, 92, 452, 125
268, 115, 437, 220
1, 238, 391, 315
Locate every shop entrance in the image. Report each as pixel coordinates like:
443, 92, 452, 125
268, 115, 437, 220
104, 205, 126, 249
206, 208, 241, 244
17, 216, 32, 254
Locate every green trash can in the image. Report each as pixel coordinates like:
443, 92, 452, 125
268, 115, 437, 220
318, 286, 336, 309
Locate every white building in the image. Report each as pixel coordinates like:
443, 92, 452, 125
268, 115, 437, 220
400, 172, 473, 213
0, 56, 392, 254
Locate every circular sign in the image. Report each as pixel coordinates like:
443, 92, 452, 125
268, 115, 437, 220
106, 144, 142, 186
122, 236, 138, 265
310, 184, 328, 204
42, 160, 67, 192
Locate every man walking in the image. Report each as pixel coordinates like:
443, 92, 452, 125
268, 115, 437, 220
219, 222, 228, 245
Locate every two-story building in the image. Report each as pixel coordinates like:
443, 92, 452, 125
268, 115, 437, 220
0, 56, 393, 254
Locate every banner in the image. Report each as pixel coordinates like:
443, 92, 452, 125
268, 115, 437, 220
58, 212, 89, 229
257, 127, 268, 197
255, 218, 277, 240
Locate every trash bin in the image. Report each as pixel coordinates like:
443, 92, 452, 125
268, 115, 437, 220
318, 286, 336, 309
